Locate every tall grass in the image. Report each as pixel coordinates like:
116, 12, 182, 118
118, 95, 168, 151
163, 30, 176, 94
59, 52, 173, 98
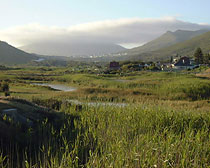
1, 102, 210, 167
1, 69, 210, 167
76, 104, 210, 167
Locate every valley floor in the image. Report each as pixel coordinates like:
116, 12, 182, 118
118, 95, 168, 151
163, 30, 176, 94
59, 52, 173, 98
1, 67, 210, 167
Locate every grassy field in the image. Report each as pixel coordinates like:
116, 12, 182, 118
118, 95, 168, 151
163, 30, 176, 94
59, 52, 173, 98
1, 67, 210, 167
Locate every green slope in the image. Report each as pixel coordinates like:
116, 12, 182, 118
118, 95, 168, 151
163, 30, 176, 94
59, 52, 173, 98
128, 29, 209, 55
0, 41, 37, 65
152, 30, 210, 61
128, 30, 210, 61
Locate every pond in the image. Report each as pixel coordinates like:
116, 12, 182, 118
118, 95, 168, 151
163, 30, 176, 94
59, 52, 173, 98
32, 83, 77, 92
33, 83, 127, 107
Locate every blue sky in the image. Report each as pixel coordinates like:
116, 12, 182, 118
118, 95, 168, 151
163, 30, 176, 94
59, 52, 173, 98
0, 0, 209, 28
0, 0, 210, 48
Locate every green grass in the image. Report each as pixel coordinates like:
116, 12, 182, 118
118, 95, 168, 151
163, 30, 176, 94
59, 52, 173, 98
1, 103, 210, 167
2, 68, 210, 103
1, 67, 210, 167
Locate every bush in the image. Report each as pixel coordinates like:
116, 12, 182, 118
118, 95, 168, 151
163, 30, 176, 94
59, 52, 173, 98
0, 82, 9, 96
32, 98, 62, 110
1, 82, 9, 92
4, 92, 10, 97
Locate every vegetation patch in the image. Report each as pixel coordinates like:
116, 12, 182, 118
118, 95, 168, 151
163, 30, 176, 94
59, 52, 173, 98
1, 66, 210, 167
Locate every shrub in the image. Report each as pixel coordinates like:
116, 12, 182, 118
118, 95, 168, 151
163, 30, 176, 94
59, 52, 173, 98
4, 92, 10, 97
1, 82, 9, 92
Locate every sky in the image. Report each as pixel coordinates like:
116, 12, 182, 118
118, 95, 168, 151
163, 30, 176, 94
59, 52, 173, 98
0, 0, 210, 48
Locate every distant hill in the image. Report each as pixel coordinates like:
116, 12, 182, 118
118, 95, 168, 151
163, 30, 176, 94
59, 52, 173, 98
0, 41, 37, 65
129, 30, 210, 61
127, 29, 209, 55
20, 42, 126, 57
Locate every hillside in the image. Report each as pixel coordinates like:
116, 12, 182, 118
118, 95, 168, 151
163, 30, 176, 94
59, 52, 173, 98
0, 41, 37, 64
151, 30, 210, 61
127, 29, 209, 55
126, 30, 210, 61
20, 41, 126, 57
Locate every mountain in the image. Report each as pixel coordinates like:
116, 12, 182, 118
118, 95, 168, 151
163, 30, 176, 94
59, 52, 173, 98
20, 42, 126, 57
0, 41, 37, 64
127, 29, 209, 55
129, 30, 210, 61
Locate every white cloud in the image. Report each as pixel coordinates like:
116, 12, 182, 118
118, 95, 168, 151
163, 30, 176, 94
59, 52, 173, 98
0, 17, 210, 47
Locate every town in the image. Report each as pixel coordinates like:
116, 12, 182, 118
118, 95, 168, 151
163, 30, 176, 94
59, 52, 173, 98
108, 47, 209, 73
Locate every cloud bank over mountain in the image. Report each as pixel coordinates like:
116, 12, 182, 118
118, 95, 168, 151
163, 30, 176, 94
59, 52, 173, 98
0, 17, 210, 48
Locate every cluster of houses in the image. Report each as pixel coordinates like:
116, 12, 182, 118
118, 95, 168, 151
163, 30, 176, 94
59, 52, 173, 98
109, 61, 121, 70
159, 57, 199, 71
109, 56, 199, 71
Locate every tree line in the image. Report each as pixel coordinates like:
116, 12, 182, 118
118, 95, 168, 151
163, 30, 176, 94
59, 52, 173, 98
194, 47, 210, 64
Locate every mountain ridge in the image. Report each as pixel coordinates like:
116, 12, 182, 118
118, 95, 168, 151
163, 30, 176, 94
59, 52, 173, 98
127, 29, 209, 55
0, 41, 37, 65
20, 41, 126, 57
129, 30, 210, 61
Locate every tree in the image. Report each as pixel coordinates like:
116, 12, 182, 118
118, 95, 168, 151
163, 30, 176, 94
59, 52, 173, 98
194, 47, 204, 64
203, 53, 210, 64
170, 56, 173, 63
